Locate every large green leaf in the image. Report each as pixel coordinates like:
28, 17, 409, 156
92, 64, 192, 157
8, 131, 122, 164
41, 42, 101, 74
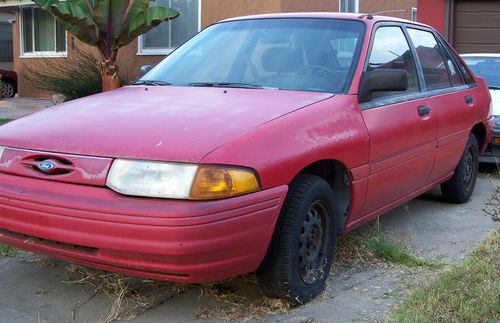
32, 0, 61, 11
50, 2, 99, 45
118, 6, 179, 48
122, 0, 150, 27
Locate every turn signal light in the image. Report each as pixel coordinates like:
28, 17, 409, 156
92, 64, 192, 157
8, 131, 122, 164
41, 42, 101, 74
190, 166, 260, 200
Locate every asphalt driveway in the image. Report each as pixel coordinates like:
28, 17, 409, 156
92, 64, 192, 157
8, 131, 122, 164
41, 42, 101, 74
0, 175, 498, 323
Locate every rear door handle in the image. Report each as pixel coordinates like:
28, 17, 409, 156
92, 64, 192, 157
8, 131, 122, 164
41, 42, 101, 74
417, 106, 432, 117
465, 95, 474, 105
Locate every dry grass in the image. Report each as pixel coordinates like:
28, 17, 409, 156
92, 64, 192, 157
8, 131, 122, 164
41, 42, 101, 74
63, 264, 188, 323
62, 265, 290, 323
195, 275, 291, 322
389, 228, 500, 323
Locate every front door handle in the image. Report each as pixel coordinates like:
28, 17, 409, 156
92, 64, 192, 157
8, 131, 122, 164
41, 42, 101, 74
465, 95, 474, 105
417, 106, 432, 117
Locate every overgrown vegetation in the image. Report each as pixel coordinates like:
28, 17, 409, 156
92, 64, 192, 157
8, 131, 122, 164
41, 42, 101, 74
335, 219, 444, 269
23, 50, 102, 101
0, 244, 15, 257
483, 163, 500, 222
390, 229, 500, 323
484, 185, 500, 222
364, 236, 445, 269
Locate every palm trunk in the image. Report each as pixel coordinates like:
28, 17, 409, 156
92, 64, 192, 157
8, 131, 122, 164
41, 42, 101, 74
100, 57, 120, 92
101, 72, 121, 92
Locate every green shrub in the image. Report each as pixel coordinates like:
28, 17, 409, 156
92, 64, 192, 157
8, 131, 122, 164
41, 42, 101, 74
24, 49, 102, 101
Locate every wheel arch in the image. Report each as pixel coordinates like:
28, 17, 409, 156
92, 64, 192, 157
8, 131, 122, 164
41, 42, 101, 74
296, 159, 350, 235
471, 123, 486, 152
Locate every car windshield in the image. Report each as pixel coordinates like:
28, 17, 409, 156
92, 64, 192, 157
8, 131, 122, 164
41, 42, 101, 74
141, 18, 365, 93
462, 56, 500, 88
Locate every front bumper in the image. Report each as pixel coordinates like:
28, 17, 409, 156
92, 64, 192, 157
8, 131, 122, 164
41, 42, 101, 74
0, 172, 287, 283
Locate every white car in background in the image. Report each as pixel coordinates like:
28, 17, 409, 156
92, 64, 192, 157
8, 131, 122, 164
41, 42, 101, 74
462, 54, 500, 164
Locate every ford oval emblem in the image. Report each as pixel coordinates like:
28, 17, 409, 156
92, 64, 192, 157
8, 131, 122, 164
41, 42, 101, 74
38, 161, 55, 172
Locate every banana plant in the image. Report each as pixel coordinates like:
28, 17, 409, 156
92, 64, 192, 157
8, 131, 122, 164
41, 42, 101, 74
33, 0, 179, 91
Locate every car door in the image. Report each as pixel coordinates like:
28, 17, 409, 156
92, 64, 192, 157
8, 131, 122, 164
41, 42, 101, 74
405, 27, 479, 182
360, 25, 437, 215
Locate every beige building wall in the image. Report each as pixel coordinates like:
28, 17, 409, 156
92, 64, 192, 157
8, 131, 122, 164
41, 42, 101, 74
361, 0, 417, 20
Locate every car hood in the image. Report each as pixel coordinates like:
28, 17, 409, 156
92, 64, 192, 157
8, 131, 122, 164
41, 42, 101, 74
0, 86, 332, 162
490, 88, 500, 116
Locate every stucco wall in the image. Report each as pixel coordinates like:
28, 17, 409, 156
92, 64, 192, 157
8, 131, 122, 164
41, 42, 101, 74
361, 0, 417, 20
201, 0, 281, 27
281, 0, 339, 12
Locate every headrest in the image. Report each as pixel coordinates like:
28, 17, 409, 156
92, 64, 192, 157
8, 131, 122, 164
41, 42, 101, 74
262, 47, 301, 73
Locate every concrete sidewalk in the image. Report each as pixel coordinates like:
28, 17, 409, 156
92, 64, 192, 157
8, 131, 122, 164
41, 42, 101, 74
0, 98, 53, 120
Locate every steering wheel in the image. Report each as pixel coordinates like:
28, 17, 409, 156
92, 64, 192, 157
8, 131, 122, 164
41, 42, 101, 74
290, 65, 343, 90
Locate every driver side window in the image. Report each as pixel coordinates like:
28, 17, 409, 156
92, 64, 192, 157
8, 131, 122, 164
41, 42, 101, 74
367, 26, 420, 99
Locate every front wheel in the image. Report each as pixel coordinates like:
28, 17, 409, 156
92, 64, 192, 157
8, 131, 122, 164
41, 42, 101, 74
441, 134, 479, 203
257, 174, 337, 304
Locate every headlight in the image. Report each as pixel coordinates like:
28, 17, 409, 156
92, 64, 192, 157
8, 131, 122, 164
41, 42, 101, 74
106, 159, 260, 200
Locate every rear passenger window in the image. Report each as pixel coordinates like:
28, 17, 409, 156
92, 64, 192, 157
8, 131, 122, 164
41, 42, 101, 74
367, 26, 419, 99
408, 28, 451, 90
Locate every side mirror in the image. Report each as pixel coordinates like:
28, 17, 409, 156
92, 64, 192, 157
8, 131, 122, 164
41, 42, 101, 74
358, 69, 408, 103
140, 65, 153, 77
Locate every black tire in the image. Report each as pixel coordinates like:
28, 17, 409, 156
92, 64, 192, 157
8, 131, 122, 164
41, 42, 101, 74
257, 174, 337, 305
441, 134, 479, 203
1, 79, 16, 98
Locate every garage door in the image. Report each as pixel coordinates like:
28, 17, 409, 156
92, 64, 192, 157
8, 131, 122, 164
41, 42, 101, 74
454, 0, 500, 53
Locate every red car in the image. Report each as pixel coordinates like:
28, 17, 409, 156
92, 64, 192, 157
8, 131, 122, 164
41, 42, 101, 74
0, 13, 492, 304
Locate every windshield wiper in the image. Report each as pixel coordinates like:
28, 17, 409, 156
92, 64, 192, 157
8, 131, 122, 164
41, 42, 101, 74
188, 82, 264, 89
131, 80, 171, 86
488, 85, 500, 90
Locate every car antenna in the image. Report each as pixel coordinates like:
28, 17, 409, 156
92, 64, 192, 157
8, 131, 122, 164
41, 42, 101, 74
371, 9, 409, 15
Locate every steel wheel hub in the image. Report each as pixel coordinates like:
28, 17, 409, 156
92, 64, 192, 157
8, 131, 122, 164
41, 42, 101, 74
298, 201, 329, 285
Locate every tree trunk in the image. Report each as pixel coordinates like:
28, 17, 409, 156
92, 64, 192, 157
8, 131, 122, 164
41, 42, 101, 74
100, 57, 120, 92
101, 72, 121, 92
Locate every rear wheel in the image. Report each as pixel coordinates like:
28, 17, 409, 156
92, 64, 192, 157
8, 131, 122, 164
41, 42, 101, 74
441, 134, 479, 203
257, 174, 337, 304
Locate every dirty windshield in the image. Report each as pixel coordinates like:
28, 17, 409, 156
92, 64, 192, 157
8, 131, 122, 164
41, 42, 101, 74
141, 18, 365, 93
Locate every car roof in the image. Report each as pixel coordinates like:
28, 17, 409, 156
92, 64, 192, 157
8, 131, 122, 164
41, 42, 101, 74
220, 12, 433, 29
461, 53, 500, 58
